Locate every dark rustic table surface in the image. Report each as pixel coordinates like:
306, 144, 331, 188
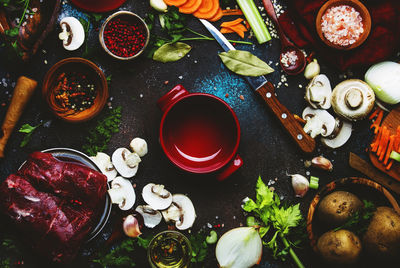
0, 0, 399, 268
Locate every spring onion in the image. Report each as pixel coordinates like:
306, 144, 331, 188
390, 151, 400, 162
236, 0, 271, 44
309, 176, 319, 190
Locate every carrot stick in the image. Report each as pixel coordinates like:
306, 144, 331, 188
386, 160, 394, 170
394, 126, 400, 152
371, 126, 382, 152
221, 18, 244, 27
377, 126, 387, 157
294, 114, 306, 124
384, 135, 395, 165
378, 128, 390, 161
372, 110, 384, 133
368, 108, 380, 120
222, 9, 243, 16
220, 27, 234, 34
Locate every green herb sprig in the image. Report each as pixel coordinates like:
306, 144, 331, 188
333, 200, 376, 236
18, 122, 42, 147
189, 231, 209, 264
146, 7, 253, 62
82, 106, 122, 156
243, 176, 305, 268
92, 236, 152, 268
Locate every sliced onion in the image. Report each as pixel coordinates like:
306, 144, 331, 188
216, 227, 262, 268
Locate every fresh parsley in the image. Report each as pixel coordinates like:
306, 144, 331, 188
18, 122, 42, 147
334, 199, 376, 236
243, 177, 305, 268
82, 106, 122, 156
189, 231, 209, 264
92, 236, 152, 268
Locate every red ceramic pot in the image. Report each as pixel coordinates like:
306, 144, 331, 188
158, 85, 242, 181
70, 0, 127, 13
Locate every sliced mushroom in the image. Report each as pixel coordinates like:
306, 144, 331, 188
142, 183, 172, 210
331, 79, 375, 121
135, 205, 162, 228
161, 194, 196, 230
305, 74, 332, 109
59, 17, 85, 51
302, 107, 336, 138
90, 152, 117, 182
130, 137, 148, 157
112, 148, 141, 178
321, 119, 352, 148
108, 176, 136, 210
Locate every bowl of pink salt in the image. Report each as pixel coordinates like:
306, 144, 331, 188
316, 0, 371, 50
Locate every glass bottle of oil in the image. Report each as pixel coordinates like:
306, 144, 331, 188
147, 230, 192, 268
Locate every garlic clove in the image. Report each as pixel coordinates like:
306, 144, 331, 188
289, 174, 309, 198
123, 214, 142, 238
304, 59, 320, 80
150, 0, 168, 12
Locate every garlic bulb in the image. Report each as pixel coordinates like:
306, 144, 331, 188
289, 174, 309, 198
216, 227, 262, 268
304, 59, 320, 80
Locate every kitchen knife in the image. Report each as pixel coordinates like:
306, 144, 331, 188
199, 19, 315, 153
349, 152, 400, 195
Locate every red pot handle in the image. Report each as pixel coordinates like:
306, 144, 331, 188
216, 155, 243, 181
157, 84, 189, 113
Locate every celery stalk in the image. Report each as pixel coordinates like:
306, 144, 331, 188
390, 151, 400, 162
236, 0, 271, 44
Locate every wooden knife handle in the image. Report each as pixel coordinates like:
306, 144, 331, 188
256, 82, 315, 153
0, 76, 37, 158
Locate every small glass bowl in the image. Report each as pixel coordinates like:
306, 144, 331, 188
147, 230, 192, 268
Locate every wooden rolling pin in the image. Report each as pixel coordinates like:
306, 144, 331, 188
0, 76, 37, 158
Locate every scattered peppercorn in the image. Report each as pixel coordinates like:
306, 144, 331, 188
103, 16, 147, 58
54, 72, 96, 113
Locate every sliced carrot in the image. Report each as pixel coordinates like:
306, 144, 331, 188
164, 0, 188, 7
378, 127, 390, 161
384, 135, 395, 165
220, 27, 234, 34
222, 9, 243, 16
209, 8, 223, 22
220, 18, 244, 27
371, 109, 384, 134
195, 0, 213, 14
179, 0, 202, 14
386, 160, 394, 170
193, 0, 219, 19
227, 23, 248, 32
371, 126, 382, 152
245, 20, 250, 30
368, 108, 380, 120
394, 126, 400, 152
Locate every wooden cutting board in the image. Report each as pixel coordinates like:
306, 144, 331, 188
369, 105, 400, 181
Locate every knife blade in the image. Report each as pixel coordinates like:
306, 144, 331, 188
199, 19, 315, 153
349, 152, 400, 195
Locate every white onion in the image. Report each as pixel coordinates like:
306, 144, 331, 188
216, 227, 262, 268
365, 61, 400, 105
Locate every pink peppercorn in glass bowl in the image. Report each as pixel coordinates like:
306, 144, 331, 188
315, 0, 371, 50
99, 11, 150, 60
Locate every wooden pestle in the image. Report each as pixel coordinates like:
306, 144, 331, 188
0, 76, 37, 158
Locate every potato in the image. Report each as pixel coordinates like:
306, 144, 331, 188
317, 229, 362, 264
363, 206, 400, 258
317, 191, 362, 227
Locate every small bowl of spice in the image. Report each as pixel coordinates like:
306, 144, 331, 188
99, 11, 150, 60
42, 57, 108, 123
316, 0, 371, 50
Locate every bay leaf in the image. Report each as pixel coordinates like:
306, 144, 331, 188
153, 42, 191, 63
219, 50, 274, 76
